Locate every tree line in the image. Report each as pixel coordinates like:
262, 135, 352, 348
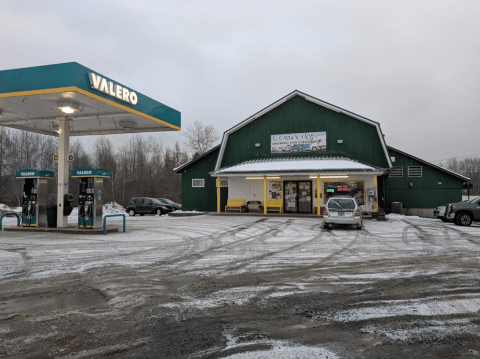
0, 121, 220, 207
440, 157, 480, 196
0, 127, 192, 207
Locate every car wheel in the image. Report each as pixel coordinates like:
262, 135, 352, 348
128, 209, 135, 217
440, 218, 449, 222
156, 209, 163, 216
323, 223, 330, 229
311, 146, 317, 151
356, 222, 362, 230
456, 212, 473, 226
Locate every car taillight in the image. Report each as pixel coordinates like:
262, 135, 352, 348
323, 207, 328, 216
355, 209, 360, 217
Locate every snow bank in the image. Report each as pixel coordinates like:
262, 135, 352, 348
103, 202, 126, 214
0, 204, 21, 214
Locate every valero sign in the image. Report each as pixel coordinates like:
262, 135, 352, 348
88, 73, 138, 105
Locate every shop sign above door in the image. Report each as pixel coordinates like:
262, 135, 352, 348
271, 131, 326, 154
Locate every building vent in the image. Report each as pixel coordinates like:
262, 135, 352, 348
389, 167, 403, 177
408, 166, 422, 177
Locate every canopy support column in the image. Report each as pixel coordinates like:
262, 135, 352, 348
217, 177, 221, 214
263, 176, 267, 215
57, 117, 70, 228
373, 174, 378, 213
316, 175, 320, 216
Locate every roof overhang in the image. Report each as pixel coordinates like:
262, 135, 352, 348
214, 90, 392, 171
211, 171, 386, 177
0, 62, 181, 136
211, 156, 387, 177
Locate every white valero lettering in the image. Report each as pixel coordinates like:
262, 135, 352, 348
77, 171, 93, 175
21, 172, 35, 176
88, 73, 138, 105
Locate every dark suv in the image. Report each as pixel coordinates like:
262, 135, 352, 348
446, 197, 480, 226
126, 197, 173, 216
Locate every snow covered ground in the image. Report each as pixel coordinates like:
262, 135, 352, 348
0, 213, 479, 358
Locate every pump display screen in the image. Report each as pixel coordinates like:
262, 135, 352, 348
324, 181, 365, 205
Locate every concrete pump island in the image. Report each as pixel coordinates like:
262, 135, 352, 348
0, 62, 180, 233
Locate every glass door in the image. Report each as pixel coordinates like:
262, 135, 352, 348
283, 181, 312, 213
298, 181, 312, 213
284, 182, 298, 212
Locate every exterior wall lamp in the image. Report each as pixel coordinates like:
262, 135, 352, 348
255, 143, 261, 147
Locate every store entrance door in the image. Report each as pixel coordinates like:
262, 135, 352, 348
283, 181, 312, 213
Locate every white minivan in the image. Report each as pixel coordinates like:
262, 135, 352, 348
323, 196, 362, 230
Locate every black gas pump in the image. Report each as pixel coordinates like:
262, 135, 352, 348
72, 168, 111, 229
22, 178, 37, 227
78, 177, 95, 228
16, 169, 55, 227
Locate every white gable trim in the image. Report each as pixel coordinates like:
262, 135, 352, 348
214, 90, 393, 170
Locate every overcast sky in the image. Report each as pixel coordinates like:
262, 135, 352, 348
2, 0, 479, 164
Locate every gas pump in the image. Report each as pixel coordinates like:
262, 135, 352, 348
72, 168, 111, 229
15, 169, 55, 227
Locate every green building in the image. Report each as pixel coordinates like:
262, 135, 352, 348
174, 91, 468, 217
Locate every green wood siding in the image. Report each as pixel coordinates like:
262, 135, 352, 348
180, 148, 227, 211
220, 95, 389, 169
385, 148, 463, 208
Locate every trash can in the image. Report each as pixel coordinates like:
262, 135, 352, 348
391, 202, 403, 214
47, 205, 57, 228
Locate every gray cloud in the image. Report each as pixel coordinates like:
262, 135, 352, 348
1, 0, 479, 162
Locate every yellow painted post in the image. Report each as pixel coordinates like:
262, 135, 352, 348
263, 176, 267, 215
316, 175, 320, 216
217, 177, 221, 214
373, 174, 378, 213
320, 178, 324, 210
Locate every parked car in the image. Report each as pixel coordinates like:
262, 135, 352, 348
445, 197, 480, 226
125, 197, 173, 216
323, 196, 362, 230
433, 206, 449, 222
156, 198, 182, 211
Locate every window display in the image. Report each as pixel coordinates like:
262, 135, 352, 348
324, 181, 365, 205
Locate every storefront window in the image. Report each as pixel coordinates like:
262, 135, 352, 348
268, 180, 283, 199
324, 181, 365, 205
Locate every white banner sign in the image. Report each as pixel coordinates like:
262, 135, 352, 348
271, 131, 326, 153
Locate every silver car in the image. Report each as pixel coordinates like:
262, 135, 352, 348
323, 197, 362, 230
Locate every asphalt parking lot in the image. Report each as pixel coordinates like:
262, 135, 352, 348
0, 214, 480, 358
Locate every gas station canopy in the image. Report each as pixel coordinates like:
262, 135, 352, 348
0, 62, 181, 136
0, 62, 181, 229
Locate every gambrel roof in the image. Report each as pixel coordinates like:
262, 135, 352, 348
214, 90, 392, 171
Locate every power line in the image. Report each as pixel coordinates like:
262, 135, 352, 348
411, 139, 480, 153
430, 153, 480, 163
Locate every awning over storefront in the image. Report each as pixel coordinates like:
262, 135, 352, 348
211, 156, 386, 176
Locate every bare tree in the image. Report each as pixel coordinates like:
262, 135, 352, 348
183, 120, 220, 157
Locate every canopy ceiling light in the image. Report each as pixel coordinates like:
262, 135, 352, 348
57, 101, 79, 114
246, 177, 264, 180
